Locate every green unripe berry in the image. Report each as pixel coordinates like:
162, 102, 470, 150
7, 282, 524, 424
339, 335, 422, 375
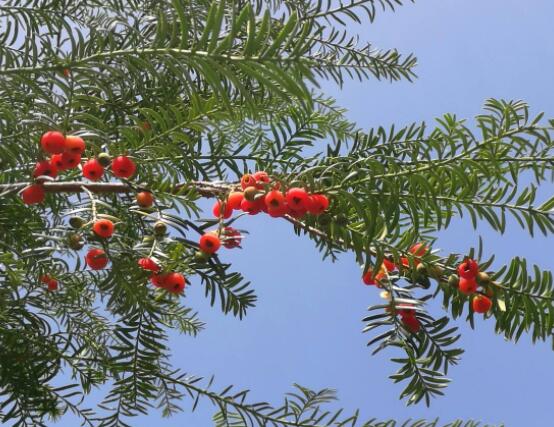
194, 250, 210, 261
476, 272, 491, 285
69, 216, 84, 229
448, 274, 459, 288
97, 152, 111, 167
67, 233, 84, 250
416, 263, 427, 275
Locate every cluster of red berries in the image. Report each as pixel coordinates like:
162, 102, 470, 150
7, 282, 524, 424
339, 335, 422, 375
39, 274, 58, 291
362, 243, 428, 286
138, 258, 186, 294
22, 130, 137, 205
456, 259, 493, 314
197, 171, 330, 256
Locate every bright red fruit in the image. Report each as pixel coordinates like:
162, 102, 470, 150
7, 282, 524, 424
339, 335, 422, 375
21, 184, 45, 204
307, 194, 329, 215
65, 135, 86, 154
409, 243, 429, 257
287, 206, 307, 219
253, 171, 270, 189
138, 257, 160, 272
40, 275, 51, 284
222, 227, 242, 249
286, 187, 309, 210
227, 192, 244, 210
92, 219, 115, 238
265, 190, 287, 216
458, 276, 478, 295
199, 233, 221, 254
212, 200, 233, 219
401, 313, 421, 333
85, 248, 108, 270
458, 258, 479, 279
61, 152, 81, 169
50, 154, 64, 170
40, 131, 66, 154
136, 191, 154, 208
82, 158, 104, 180
33, 160, 58, 178
472, 294, 493, 313
362, 270, 377, 286
111, 156, 136, 178
240, 198, 262, 215
165, 272, 186, 294
240, 174, 257, 190
47, 279, 58, 291
151, 273, 168, 288
382, 258, 396, 272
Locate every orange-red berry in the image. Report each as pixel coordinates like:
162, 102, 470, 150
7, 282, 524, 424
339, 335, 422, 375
33, 160, 58, 178
50, 154, 64, 170
65, 135, 86, 154
85, 248, 108, 270
286, 187, 309, 211
265, 190, 288, 217
362, 270, 377, 286
92, 219, 115, 238
136, 191, 154, 208
240, 174, 257, 189
227, 192, 244, 210
253, 171, 270, 189
472, 294, 492, 313
382, 258, 396, 272
199, 233, 221, 254
111, 156, 136, 178
21, 184, 45, 205
458, 276, 478, 295
40, 275, 51, 284
212, 200, 233, 219
307, 194, 329, 215
458, 258, 479, 279
40, 131, 65, 154
61, 152, 81, 169
240, 198, 262, 215
138, 257, 160, 272
151, 273, 168, 288
164, 272, 186, 294
47, 278, 58, 291
409, 243, 429, 257
82, 158, 104, 180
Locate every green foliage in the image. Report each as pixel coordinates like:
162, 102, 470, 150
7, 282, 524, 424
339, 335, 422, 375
0, 0, 551, 426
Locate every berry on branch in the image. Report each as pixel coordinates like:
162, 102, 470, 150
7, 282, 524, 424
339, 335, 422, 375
92, 219, 115, 238
40, 131, 65, 154
33, 160, 58, 178
85, 248, 109, 270
199, 232, 221, 254
21, 184, 45, 205
212, 200, 233, 219
227, 192, 244, 210
111, 156, 136, 178
64, 135, 86, 154
458, 276, 478, 295
136, 191, 154, 208
458, 258, 479, 279
82, 158, 104, 180
472, 294, 493, 313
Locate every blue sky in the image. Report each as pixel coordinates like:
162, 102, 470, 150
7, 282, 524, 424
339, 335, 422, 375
56, 1, 554, 426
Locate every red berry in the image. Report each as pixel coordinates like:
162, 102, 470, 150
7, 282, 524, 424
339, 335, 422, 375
92, 219, 115, 238
265, 190, 287, 216
307, 194, 329, 215
409, 243, 429, 257
212, 200, 233, 219
227, 192, 244, 210
40, 131, 65, 154
111, 156, 136, 178
47, 279, 58, 291
362, 269, 377, 286
33, 160, 58, 178
458, 258, 479, 279
50, 154, 63, 170
240, 198, 262, 215
240, 174, 257, 190
458, 276, 478, 295
287, 206, 307, 219
253, 171, 270, 189
199, 233, 221, 254
85, 248, 108, 270
65, 135, 86, 154
221, 227, 242, 249
382, 258, 396, 272
136, 191, 154, 208
61, 152, 81, 169
21, 184, 45, 205
401, 314, 421, 333
165, 272, 186, 294
472, 294, 493, 313
82, 158, 104, 180
40, 275, 51, 284
138, 257, 160, 272
286, 187, 309, 210
151, 273, 168, 288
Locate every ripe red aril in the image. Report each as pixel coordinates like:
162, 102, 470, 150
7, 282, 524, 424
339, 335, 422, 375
458, 276, 478, 295
212, 200, 233, 219
61, 152, 81, 169
286, 187, 309, 210
199, 232, 221, 254
164, 272, 186, 294
458, 258, 479, 279
21, 184, 45, 205
472, 294, 493, 313
92, 219, 115, 238
227, 192, 244, 210
138, 257, 160, 272
65, 135, 86, 154
85, 248, 108, 270
136, 191, 154, 208
111, 156, 136, 178
40, 131, 65, 154
33, 160, 58, 178
82, 158, 104, 180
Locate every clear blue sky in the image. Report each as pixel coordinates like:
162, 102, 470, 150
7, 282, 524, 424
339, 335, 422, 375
57, 1, 554, 426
